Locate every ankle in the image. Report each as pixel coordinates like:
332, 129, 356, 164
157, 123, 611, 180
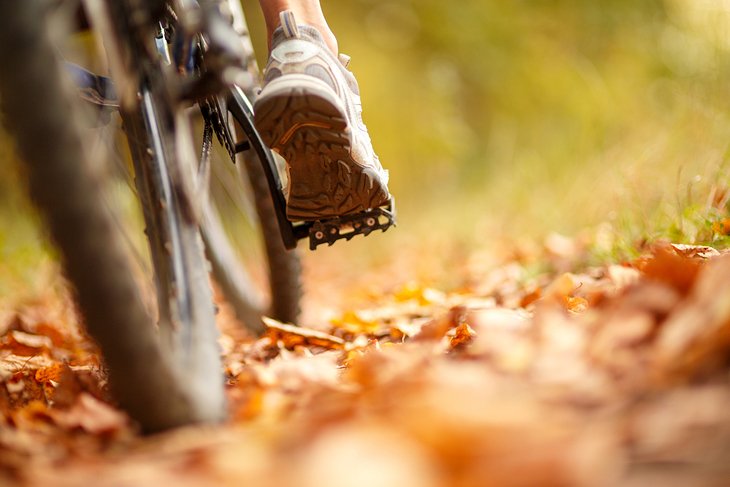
262, 3, 339, 56
267, 17, 338, 55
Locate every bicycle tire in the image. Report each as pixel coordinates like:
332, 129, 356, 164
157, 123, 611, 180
120, 87, 225, 423
107, 0, 227, 424
201, 138, 303, 334
240, 134, 302, 324
0, 0, 225, 432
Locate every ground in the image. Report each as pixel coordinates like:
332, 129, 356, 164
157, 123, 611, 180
1, 235, 730, 487
2, 1, 730, 485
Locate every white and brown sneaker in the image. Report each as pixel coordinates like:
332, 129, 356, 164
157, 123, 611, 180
254, 10, 391, 221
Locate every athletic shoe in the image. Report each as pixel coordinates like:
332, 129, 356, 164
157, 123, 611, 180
254, 10, 391, 221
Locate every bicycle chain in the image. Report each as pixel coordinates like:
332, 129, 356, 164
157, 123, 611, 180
201, 96, 237, 164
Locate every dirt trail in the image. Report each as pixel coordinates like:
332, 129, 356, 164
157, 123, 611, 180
1, 239, 730, 486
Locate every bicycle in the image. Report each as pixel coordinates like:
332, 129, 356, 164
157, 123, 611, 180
0, 0, 395, 432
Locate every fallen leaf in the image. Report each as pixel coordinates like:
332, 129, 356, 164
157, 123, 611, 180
652, 254, 730, 383
711, 218, 730, 236
520, 287, 542, 308
544, 232, 578, 258
258, 350, 342, 392
545, 273, 579, 298
287, 422, 441, 487
393, 282, 446, 306
467, 307, 531, 332
34, 364, 65, 384
640, 243, 702, 295
670, 243, 721, 260
607, 265, 640, 290
448, 323, 476, 350
330, 310, 385, 336
414, 306, 467, 341
52, 393, 127, 435
564, 296, 589, 313
2, 331, 52, 356
263, 317, 345, 350
32, 323, 67, 349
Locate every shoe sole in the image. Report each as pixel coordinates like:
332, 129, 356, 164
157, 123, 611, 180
254, 75, 390, 221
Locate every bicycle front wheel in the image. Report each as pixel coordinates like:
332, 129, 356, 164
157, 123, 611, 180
121, 85, 225, 426
0, 0, 224, 431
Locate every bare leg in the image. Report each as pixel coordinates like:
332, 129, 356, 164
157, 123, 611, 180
257, 0, 338, 55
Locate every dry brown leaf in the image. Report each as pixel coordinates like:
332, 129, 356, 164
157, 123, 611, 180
544, 232, 579, 258
590, 311, 656, 384
256, 350, 342, 392
448, 323, 476, 350
31, 323, 67, 349
34, 363, 65, 384
564, 295, 589, 313
711, 218, 730, 236
475, 305, 530, 326
613, 281, 680, 319
390, 318, 428, 340
263, 317, 345, 350
607, 265, 641, 290
330, 310, 386, 336
652, 254, 730, 384
466, 324, 535, 374
545, 273, 579, 298
628, 384, 730, 467
520, 287, 542, 308
6, 233, 730, 487
669, 243, 721, 260
393, 282, 446, 306
51, 393, 127, 435
1, 331, 52, 357
286, 422, 442, 487
414, 306, 466, 342
639, 243, 702, 295
345, 343, 432, 391
595, 311, 655, 351
10, 399, 54, 428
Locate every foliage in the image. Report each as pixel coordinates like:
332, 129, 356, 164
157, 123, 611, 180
3, 239, 730, 485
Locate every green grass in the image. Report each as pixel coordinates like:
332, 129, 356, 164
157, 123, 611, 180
0, 173, 54, 299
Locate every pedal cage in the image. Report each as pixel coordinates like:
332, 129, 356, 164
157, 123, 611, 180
305, 200, 396, 250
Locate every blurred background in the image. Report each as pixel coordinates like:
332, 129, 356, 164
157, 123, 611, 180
2, 0, 730, 304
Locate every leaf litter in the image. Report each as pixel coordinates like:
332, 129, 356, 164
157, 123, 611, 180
2, 238, 730, 486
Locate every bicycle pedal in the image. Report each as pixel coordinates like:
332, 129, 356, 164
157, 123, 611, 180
306, 198, 397, 250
